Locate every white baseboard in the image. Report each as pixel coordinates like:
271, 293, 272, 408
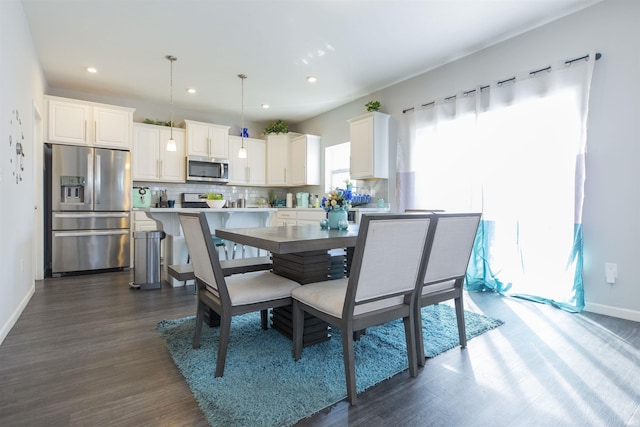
584, 302, 640, 323
0, 285, 35, 346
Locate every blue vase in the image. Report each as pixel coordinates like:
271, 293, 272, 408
328, 210, 348, 229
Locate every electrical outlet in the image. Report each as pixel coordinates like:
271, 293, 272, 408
605, 262, 617, 284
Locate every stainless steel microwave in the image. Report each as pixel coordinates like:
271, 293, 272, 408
186, 156, 229, 183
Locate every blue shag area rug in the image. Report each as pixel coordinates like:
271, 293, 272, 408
157, 304, 503, 427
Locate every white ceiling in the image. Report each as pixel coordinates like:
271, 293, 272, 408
21, 0, 601, 124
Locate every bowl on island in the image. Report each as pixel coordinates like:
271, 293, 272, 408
206, 199, 226, 209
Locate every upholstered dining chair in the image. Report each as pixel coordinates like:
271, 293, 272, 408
291, 213, 436, 405
178, 212, 300, 377
415, 212, 481, 366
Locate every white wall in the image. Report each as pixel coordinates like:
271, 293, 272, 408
299, 0, 640, 321
0, 0, 46, 343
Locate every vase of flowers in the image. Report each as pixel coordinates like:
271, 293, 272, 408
321, 188, 352, 229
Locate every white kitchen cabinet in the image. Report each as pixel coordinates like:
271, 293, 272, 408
46, 96, 134, 149
296, 209, 326, 226
132, 123, 185, 182
274, 210, 297, 226
185, 119, 230, 159
290, 134, 321, 186
228, 136, 266, 185
266, 133, 291, 186
273, 209, 325, 226
348, 112, 390, 179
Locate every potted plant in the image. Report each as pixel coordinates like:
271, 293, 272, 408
267, 189, 277, 207
365, 101, 381, 112
262, 120, 289, 135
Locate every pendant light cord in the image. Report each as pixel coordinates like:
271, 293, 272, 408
166, 55, 177, 140
239, 74, 247, 149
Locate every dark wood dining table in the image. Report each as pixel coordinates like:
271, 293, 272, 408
215, 224, 360, 345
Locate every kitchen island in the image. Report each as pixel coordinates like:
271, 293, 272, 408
137, 207, 277, 287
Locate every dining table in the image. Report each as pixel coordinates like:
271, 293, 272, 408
215, 224, 360, 345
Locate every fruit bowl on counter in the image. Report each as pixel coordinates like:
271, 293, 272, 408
206, 199, 226, 209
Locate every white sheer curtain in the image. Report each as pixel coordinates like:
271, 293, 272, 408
397, 54, 596, 311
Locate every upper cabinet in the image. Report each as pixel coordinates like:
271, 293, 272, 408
348, 112, 389, 179
266, 133, 294, 186
228, 136, 266, 186
290, 134, 321, 186
184, 119, 230, 159
46, 96, 134, 149
132, 123, 185, 183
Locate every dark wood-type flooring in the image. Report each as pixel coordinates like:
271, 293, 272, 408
1, 270, 639, 426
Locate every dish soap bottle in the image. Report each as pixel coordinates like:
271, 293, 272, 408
314, 195, 320, 208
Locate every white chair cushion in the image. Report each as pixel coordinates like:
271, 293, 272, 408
292, 279, 348, 317
225, 271, 300, 306
292, 279, 406, 318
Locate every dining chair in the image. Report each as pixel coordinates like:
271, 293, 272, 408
415, 212, 481, 366
178, 212, 300, 377
291, 213, 436, 405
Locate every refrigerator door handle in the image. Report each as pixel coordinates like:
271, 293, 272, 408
53, 212, 129, 219
54, 230, 130, 238
95, 154, 101, 206
86, 152, 94, 209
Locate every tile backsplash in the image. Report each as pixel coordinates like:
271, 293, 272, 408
132, 180, 388, 208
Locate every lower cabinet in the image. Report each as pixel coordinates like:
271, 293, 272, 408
273, 209, 326, 226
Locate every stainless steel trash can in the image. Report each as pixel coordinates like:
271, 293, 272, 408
130, 230, 166, 289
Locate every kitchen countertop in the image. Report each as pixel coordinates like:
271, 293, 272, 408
135, 207, 277, 213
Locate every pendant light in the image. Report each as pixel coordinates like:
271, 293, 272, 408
166, 55, 177, 152
238, 74, 247, 159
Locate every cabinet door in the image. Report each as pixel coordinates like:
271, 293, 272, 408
349, 116, 374, 179
159, 128, 185, 182
208, 124, 230, 159
290, 134, 320, 186
132, 124, 161, 180
48, 99, 91, 144
266, 134, 289, 185
349, 112, 389, 179
94, 107, 131, 148
290, 136, 306, 186
247, 138, 266, 185
186, 121, 211, 157
228, 136, 249, 184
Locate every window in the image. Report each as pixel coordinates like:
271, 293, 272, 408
324, 142, 350, 192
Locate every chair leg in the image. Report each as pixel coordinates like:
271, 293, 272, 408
416, 303, 426, 366
292, 301, 304, 360
455, 296, 467, 348
193, 299, 205, 349
215, 313, 232, 377
260, 309, 269, 330
342, 326, 357, 405
403, 314, 418, 377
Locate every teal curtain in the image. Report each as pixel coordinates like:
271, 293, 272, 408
397, 54, 596, 312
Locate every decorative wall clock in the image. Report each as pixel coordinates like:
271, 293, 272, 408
8, 108, 25, 184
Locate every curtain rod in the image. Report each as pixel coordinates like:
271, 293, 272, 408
402, 52, 602, 114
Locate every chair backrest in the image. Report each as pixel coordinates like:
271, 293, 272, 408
344, 213, 435, 316
179, 212, 229, 303
423, 213, 481, 288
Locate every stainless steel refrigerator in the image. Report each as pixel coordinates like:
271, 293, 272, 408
44, 143, 131, 276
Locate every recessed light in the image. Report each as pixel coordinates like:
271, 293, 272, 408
87, 67, 97, 73
186, 88, 196, 94
261, 104, 270, 109
307, 76, 317, 83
